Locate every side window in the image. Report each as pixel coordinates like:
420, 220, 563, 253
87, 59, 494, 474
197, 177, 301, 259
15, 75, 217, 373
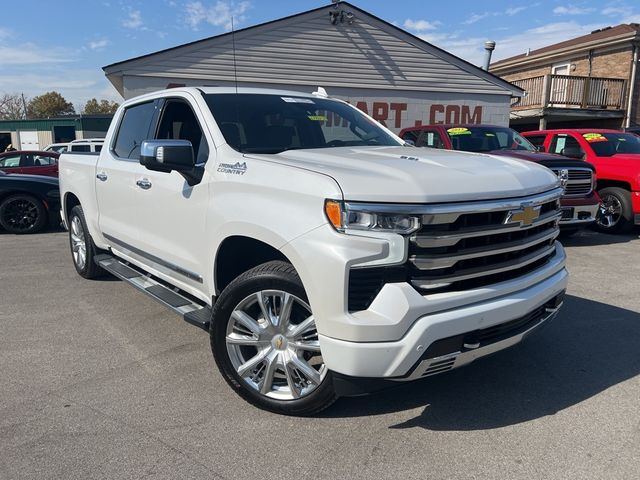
525, 135, 546, 150
95, 145, 102, 152
549, 134, 582, 155
70, 144, 91, 152
113, 101, 156, 160
401, 130, 419, 144
156, 99, 208, 163
32, 154, 56, 165
421, 130, 445, 148
0, 154, 21, 167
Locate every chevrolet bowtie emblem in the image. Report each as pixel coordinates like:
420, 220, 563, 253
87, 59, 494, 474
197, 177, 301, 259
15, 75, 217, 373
505, 204, 541, 227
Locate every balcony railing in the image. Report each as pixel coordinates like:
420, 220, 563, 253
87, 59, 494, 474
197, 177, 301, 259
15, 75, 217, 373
511, 74, 626, 110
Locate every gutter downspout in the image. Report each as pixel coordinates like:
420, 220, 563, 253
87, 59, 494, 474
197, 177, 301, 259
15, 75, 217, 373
625, 44, 638, 129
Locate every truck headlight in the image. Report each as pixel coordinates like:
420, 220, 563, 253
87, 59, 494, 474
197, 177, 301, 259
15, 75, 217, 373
325, 200, 421, 234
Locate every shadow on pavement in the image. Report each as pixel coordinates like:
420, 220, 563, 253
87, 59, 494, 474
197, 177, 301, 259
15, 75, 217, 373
559, 227, 640, 247
323, 294, 640, 430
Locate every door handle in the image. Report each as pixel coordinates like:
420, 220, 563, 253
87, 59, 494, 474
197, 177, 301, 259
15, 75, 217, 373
96, 172, 108, 181
136, 179, 152, 190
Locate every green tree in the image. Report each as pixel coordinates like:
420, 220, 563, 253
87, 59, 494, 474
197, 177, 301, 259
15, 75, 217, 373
27, 91, 75, 118
0, 93, 26, 120
82, 98, 120, 115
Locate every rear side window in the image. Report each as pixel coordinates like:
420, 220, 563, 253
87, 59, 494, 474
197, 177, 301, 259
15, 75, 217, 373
0, 154, 21, 167
113, 101, 156, 159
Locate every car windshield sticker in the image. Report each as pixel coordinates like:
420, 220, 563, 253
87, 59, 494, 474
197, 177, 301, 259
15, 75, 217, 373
281, 97, 315, 104
307, 115, 327, 121
583, 133, 607, 142
485, 133, 496, 136
447, 127, 471, 135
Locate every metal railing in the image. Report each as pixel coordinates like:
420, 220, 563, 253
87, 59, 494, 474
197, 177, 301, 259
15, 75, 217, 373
511, 74, 626, 110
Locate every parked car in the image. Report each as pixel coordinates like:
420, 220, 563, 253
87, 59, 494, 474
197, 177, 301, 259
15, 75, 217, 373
68, 138, 104, 153
59, 87, 567, 415
43, 143, 69, 154
0, 150, 60, 177
522, 129, 640, 233
399, 124, 600, 234
0, 171, 60, 234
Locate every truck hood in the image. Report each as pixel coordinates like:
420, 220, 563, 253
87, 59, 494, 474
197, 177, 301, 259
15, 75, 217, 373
247, 146, 559, 203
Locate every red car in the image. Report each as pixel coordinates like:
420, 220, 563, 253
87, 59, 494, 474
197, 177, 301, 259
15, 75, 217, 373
0, 150, 60, 177
522, 129, 640, 233
399, 124, 601, 234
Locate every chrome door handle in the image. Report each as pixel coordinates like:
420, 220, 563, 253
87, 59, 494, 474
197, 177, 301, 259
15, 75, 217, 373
136, 179, 152, 190
96, 172, 108, 181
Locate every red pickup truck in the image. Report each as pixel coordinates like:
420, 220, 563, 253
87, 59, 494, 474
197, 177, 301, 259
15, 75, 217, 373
399, 124, 600, 234
522, 129, 640, 233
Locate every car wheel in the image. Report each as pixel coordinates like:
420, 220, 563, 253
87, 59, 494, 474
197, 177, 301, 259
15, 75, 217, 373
595, 187, 633, 234
68, 205, 105, 279
0, 194, 47, 234
210, 260, 337, 416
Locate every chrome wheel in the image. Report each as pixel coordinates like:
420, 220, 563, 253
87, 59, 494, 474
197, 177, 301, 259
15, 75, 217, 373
226, 290, 326, 400
70, 216, 87, 270
597, 194, 622, 229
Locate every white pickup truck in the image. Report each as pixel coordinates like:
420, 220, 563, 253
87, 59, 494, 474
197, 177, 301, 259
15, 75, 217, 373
59, 87, 568, 415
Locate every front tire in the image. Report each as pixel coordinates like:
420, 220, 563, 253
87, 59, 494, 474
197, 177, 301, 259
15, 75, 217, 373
595, 187, 633, 234
0, 194, 47, 234
68, 205, 105, 279
210, 261, 337, 416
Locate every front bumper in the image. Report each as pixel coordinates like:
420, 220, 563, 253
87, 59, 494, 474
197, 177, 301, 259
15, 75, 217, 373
318, 262, 567, 378
559, 192, 600, 227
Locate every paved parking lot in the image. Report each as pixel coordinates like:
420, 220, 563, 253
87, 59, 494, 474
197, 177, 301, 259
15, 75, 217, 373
1, 228, 639, 480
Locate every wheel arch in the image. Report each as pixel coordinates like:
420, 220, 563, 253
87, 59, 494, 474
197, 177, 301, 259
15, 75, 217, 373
63, 191, 81, 221
596, 179, 631, 191
214, 235, 293, 295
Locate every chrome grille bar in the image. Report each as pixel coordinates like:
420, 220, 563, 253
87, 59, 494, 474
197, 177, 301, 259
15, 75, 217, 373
409, 228, 559, 270
411, 244, 557, 288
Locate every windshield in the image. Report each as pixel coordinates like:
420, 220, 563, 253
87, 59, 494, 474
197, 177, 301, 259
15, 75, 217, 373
582, 132, 640, 156
204, 94, 401, 154
445, 126, 536, 152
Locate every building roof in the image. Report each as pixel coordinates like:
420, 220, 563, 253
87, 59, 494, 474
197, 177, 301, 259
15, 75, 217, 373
492, 23, 640, 70
104, 2, 522, 97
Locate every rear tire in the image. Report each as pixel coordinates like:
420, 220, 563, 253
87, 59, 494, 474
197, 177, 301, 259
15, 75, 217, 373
68, 205, 106, 279
594, 187, 633, 234
0, 194, 47, 234
210, 260, 337, 416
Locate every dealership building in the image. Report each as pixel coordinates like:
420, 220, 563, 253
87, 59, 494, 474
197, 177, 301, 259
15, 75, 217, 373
103, 2, 521, 133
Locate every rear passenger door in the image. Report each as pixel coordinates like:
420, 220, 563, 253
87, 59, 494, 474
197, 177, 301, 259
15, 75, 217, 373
130, 95, 213, 293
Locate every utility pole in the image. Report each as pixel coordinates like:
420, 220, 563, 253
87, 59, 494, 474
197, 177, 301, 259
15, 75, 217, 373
21, 93, 28, 119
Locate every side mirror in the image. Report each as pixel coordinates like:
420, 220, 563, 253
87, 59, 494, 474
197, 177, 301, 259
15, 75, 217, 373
140, 140, 203, 186
535, 145, 545, 152
560, 146, 585, 160
403, 138, 416, 146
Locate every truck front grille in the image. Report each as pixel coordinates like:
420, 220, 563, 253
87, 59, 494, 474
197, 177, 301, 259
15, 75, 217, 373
551, 167, 593, 197
347, 188, 563, 311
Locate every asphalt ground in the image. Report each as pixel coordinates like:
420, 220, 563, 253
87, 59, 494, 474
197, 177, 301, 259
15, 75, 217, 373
1, 227, 639, 480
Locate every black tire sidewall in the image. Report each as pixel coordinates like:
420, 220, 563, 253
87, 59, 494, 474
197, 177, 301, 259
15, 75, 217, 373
0, 194, 47, 234
210, 261, 336, 416
596, 187, 633, 233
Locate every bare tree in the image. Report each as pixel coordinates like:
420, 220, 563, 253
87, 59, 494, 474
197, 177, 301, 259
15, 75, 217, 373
0, 93, 26, 120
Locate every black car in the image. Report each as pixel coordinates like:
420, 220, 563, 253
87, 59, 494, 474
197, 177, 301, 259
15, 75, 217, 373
0, 171, 61, 234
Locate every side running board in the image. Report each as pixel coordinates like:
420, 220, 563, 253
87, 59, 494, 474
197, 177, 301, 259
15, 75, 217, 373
95, 254, 212, 331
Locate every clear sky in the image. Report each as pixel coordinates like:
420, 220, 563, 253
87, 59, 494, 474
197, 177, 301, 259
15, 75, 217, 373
2, 0, 639, 109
